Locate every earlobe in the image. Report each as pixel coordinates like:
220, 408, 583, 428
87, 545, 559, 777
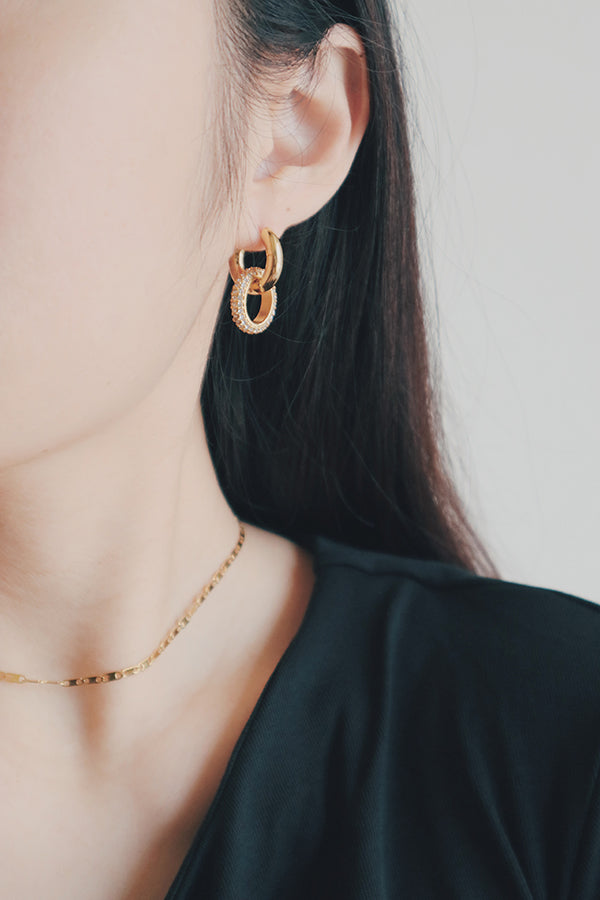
240, 24, 370, 248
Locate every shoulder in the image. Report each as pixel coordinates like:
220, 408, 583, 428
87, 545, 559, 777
310, 536, 600, 895
311, 535, 600, 732
312, 534, 600, 679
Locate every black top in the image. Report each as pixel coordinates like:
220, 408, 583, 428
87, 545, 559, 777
165, 537, 600, 899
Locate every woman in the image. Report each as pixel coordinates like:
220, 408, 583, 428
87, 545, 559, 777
0, 1, 598, 898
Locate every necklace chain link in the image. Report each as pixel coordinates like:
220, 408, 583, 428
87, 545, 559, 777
0, 520, 245, 688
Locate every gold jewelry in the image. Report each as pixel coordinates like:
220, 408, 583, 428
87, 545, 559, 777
0, 520, 245, 688
229, 227, 283, 334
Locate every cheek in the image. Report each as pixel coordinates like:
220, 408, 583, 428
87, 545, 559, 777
0, 2, 220, 459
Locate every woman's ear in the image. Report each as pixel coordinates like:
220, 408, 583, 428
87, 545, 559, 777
236, 24, 370, 251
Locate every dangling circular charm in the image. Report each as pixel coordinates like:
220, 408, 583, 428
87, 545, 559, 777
230, 266, 277, 335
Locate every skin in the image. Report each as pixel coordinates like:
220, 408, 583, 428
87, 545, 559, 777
0, 2, 369, 897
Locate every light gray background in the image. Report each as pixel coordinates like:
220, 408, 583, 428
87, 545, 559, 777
396, 2, 599, 601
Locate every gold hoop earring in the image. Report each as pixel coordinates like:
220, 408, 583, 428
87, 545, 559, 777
229, 227, 283, 335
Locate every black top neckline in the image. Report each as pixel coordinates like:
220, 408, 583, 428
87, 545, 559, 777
166, 534, 479, 896
164, 535, 332, 896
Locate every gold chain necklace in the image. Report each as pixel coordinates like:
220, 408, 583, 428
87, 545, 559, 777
0, 520, 245, 688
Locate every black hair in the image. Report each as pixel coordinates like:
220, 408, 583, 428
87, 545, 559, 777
201, 0, 497, 576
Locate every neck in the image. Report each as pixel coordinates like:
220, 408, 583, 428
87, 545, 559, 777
0, 400, 237, 677
0, 354, 253, 765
